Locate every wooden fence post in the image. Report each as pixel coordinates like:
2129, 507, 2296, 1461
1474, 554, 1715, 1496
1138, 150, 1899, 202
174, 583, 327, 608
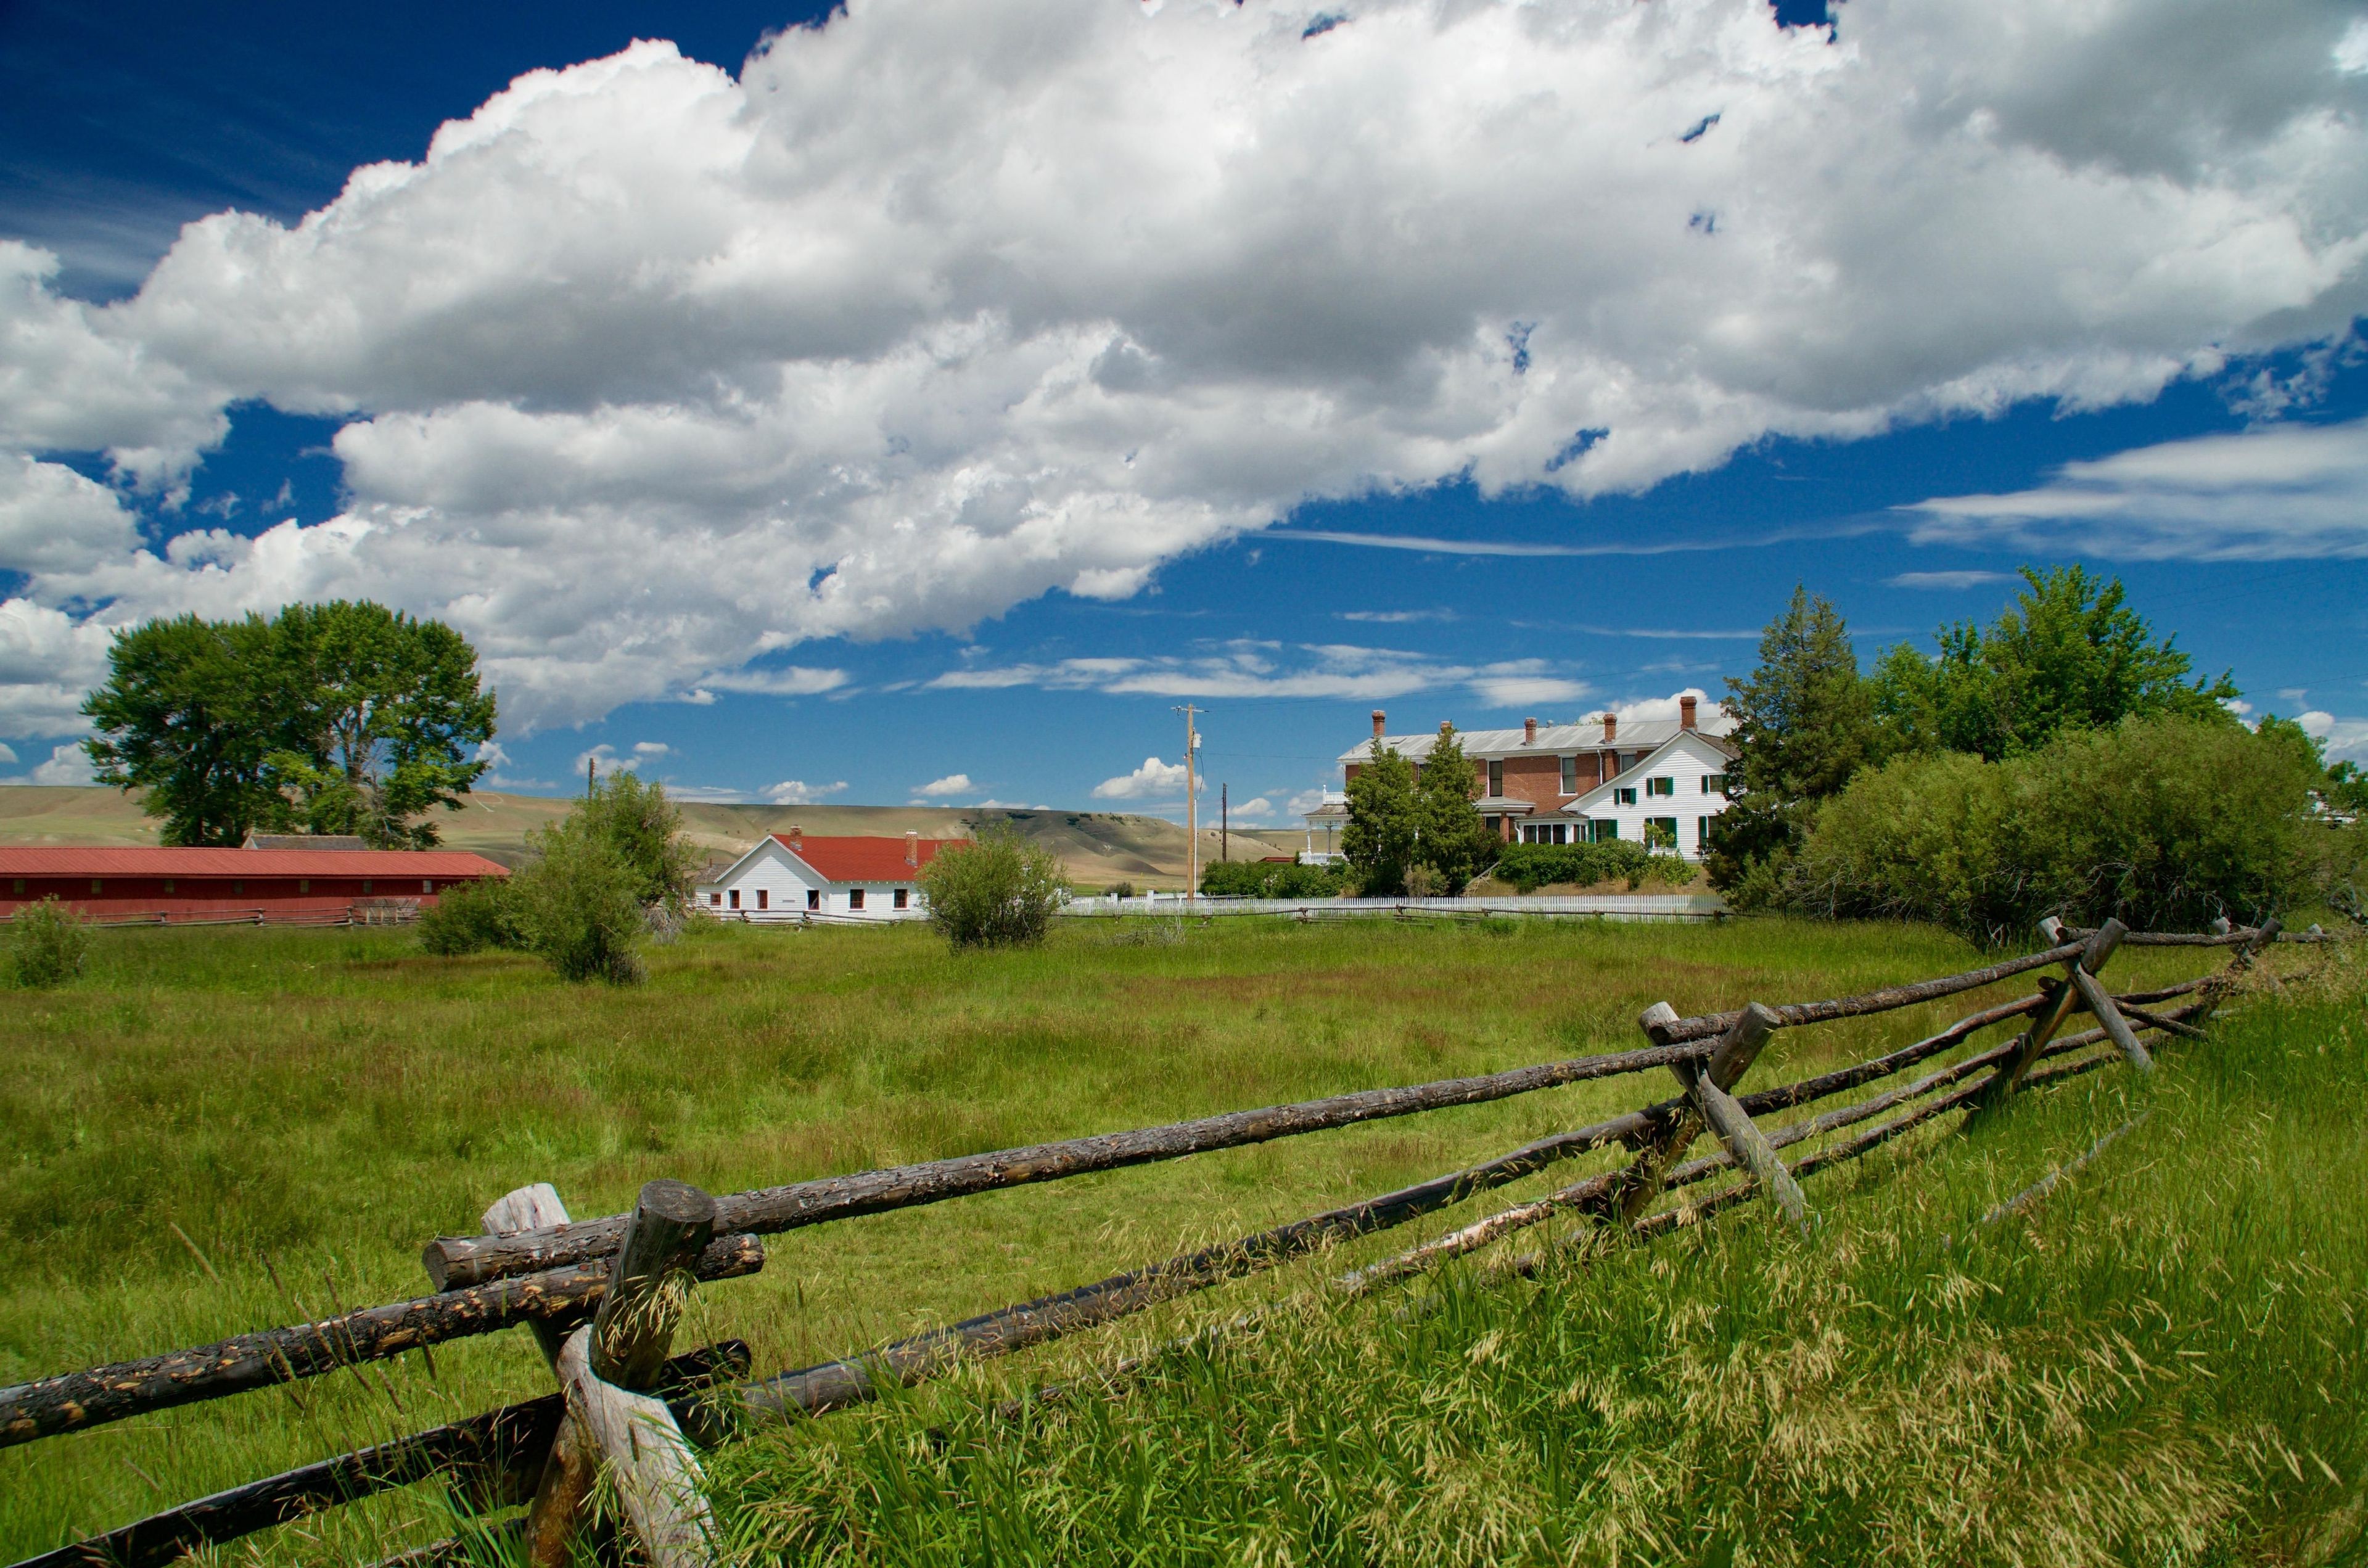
555, 1180, 722, 1568
479, 1185, 604, 1568
1629, 1001, 1811, 1234
1983, 917, 2128, 1106
1609, 1003, 1777, 1221
2055, 917, 2152, 1073
477, 1181, 723, 1568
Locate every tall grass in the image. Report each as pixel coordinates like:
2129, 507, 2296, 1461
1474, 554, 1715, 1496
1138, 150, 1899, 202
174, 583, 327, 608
709, 949, 2368, 1566
0, 914, 2329, 1563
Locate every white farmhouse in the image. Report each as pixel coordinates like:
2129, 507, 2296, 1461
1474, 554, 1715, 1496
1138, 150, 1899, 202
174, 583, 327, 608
696, 829, 950, 921
1542, 726, 1738, 857
1331, 691, 1740, 860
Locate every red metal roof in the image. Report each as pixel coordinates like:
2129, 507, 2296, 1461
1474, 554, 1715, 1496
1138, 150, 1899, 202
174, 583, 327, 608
0, 847, 508, 878
772, 834, 952, 883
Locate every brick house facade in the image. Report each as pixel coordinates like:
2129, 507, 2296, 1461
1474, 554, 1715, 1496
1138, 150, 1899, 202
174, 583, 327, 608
1334, 692, 1740, 860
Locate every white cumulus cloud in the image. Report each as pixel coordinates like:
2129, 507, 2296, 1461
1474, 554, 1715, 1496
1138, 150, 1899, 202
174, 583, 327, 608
913, 773, 973, 798
0, 742, 96, 786
766, 779, 848, 805
1094, 756, 1197, 800
0, 0, 2362, 735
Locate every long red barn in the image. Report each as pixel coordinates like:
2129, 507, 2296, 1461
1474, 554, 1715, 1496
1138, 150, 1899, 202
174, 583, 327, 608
0, 846, 508, 924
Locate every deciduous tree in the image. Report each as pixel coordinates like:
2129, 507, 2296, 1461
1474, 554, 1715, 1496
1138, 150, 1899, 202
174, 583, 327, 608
83, 601, 496, 848
1869, 565, 2237, 761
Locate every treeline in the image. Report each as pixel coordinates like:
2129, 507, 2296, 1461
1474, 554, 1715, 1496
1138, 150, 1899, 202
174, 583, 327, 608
83, 602, 495, 847
1712, 566, 2364, 943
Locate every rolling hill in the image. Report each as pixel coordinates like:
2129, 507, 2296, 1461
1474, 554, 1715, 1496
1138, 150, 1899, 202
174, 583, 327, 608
0, 786, 1304, 890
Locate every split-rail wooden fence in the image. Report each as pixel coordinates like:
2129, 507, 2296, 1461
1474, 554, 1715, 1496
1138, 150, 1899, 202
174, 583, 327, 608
0, 916, 2326, 1568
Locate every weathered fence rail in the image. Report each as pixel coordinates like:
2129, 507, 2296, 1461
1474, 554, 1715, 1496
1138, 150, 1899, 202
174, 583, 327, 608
2, 917, 2315, 1568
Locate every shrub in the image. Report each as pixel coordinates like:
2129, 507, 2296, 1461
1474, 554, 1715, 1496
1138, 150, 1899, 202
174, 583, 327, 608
578, 771, 697, 914
9, 897, 88, 987
1106, 880, 1137, 901
417, 874, 527, 955
1199, 859, 1346, 899
510, 818, 649, 983
1785, 715, 2319, 944
919, 827, 1069, 948
1402, 863, 1442, 898
1494, 839, 1659, 892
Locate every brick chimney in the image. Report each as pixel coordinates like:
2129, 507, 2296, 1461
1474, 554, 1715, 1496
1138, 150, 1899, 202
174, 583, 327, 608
1523, 717, 1537, 744
785, 825, 802, 845
905, 830, 919, 867
1601, 712, 1617, 744
1439, 720, 1452, 736
1371, 708, 1387, 741
1680, 694, 1698, 731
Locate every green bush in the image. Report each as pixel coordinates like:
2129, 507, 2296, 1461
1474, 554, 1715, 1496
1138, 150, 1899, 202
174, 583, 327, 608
8, 897, 88, 988
919, 827, 1069, 948
578, 771, 697, 913
510, 818, 649, 983
1785, 715, 2319, 943
1199, 859, 1346, 898
1494, 839, 1693, 892
416, 874, 527, 955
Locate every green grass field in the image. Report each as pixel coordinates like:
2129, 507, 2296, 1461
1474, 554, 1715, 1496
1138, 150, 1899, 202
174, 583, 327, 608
0, 916, 2357, 1564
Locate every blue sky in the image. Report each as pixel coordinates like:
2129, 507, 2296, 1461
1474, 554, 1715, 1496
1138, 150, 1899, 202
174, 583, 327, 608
2, 0, 2364, 823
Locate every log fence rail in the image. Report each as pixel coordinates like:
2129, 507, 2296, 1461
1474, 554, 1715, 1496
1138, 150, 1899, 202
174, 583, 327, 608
0, 919, 2329, 1568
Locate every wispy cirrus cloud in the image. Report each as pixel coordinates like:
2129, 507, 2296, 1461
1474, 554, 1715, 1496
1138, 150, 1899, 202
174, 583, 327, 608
1888, 569, 2019, 589
1904, 417, 2368, 560
929, 642, 1589, 708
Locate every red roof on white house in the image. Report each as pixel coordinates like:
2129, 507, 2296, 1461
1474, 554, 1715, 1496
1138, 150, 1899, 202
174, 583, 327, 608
0, 847, 507, 878
771, 834, 952, 883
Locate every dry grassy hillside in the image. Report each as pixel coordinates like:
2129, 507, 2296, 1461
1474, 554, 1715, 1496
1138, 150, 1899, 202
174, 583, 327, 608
0, 787, 1301, 890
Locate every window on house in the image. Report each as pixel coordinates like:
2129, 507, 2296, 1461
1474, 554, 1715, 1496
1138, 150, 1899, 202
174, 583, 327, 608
1648, 776, 1674, 797
1595, 819, 1618, 840
1614, 787, 1637, 807
361, 880, 372, 894
757, 889, 769, 910
1696, 816, 1710, 850
1645, 817, 1679, 850
1487, 759, 1503, 795
850, 888, 866, 911
232, 880, 242, 894
11, 879, 23, 893
1703, 774, 1729, 795
807, 888, 821, 910
422, 880, 434, 893
91, 879, 102, 892
894, 888, 910, 909
168, 880, 179, 893
710, 892, 722, 906
1560, 755, 1578, 793
729, 889, 741, 909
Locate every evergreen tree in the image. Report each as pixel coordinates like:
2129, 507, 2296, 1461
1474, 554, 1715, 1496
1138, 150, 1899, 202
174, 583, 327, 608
1341, 739, 1419, 896
1415, 724, 1497, 893
1705, 586, 1875, 896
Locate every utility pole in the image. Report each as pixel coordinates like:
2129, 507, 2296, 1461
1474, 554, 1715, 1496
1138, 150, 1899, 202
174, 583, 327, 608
587, 756, 596, 798
1175, 704, 1199, 903
1221, 784, 1228, 863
